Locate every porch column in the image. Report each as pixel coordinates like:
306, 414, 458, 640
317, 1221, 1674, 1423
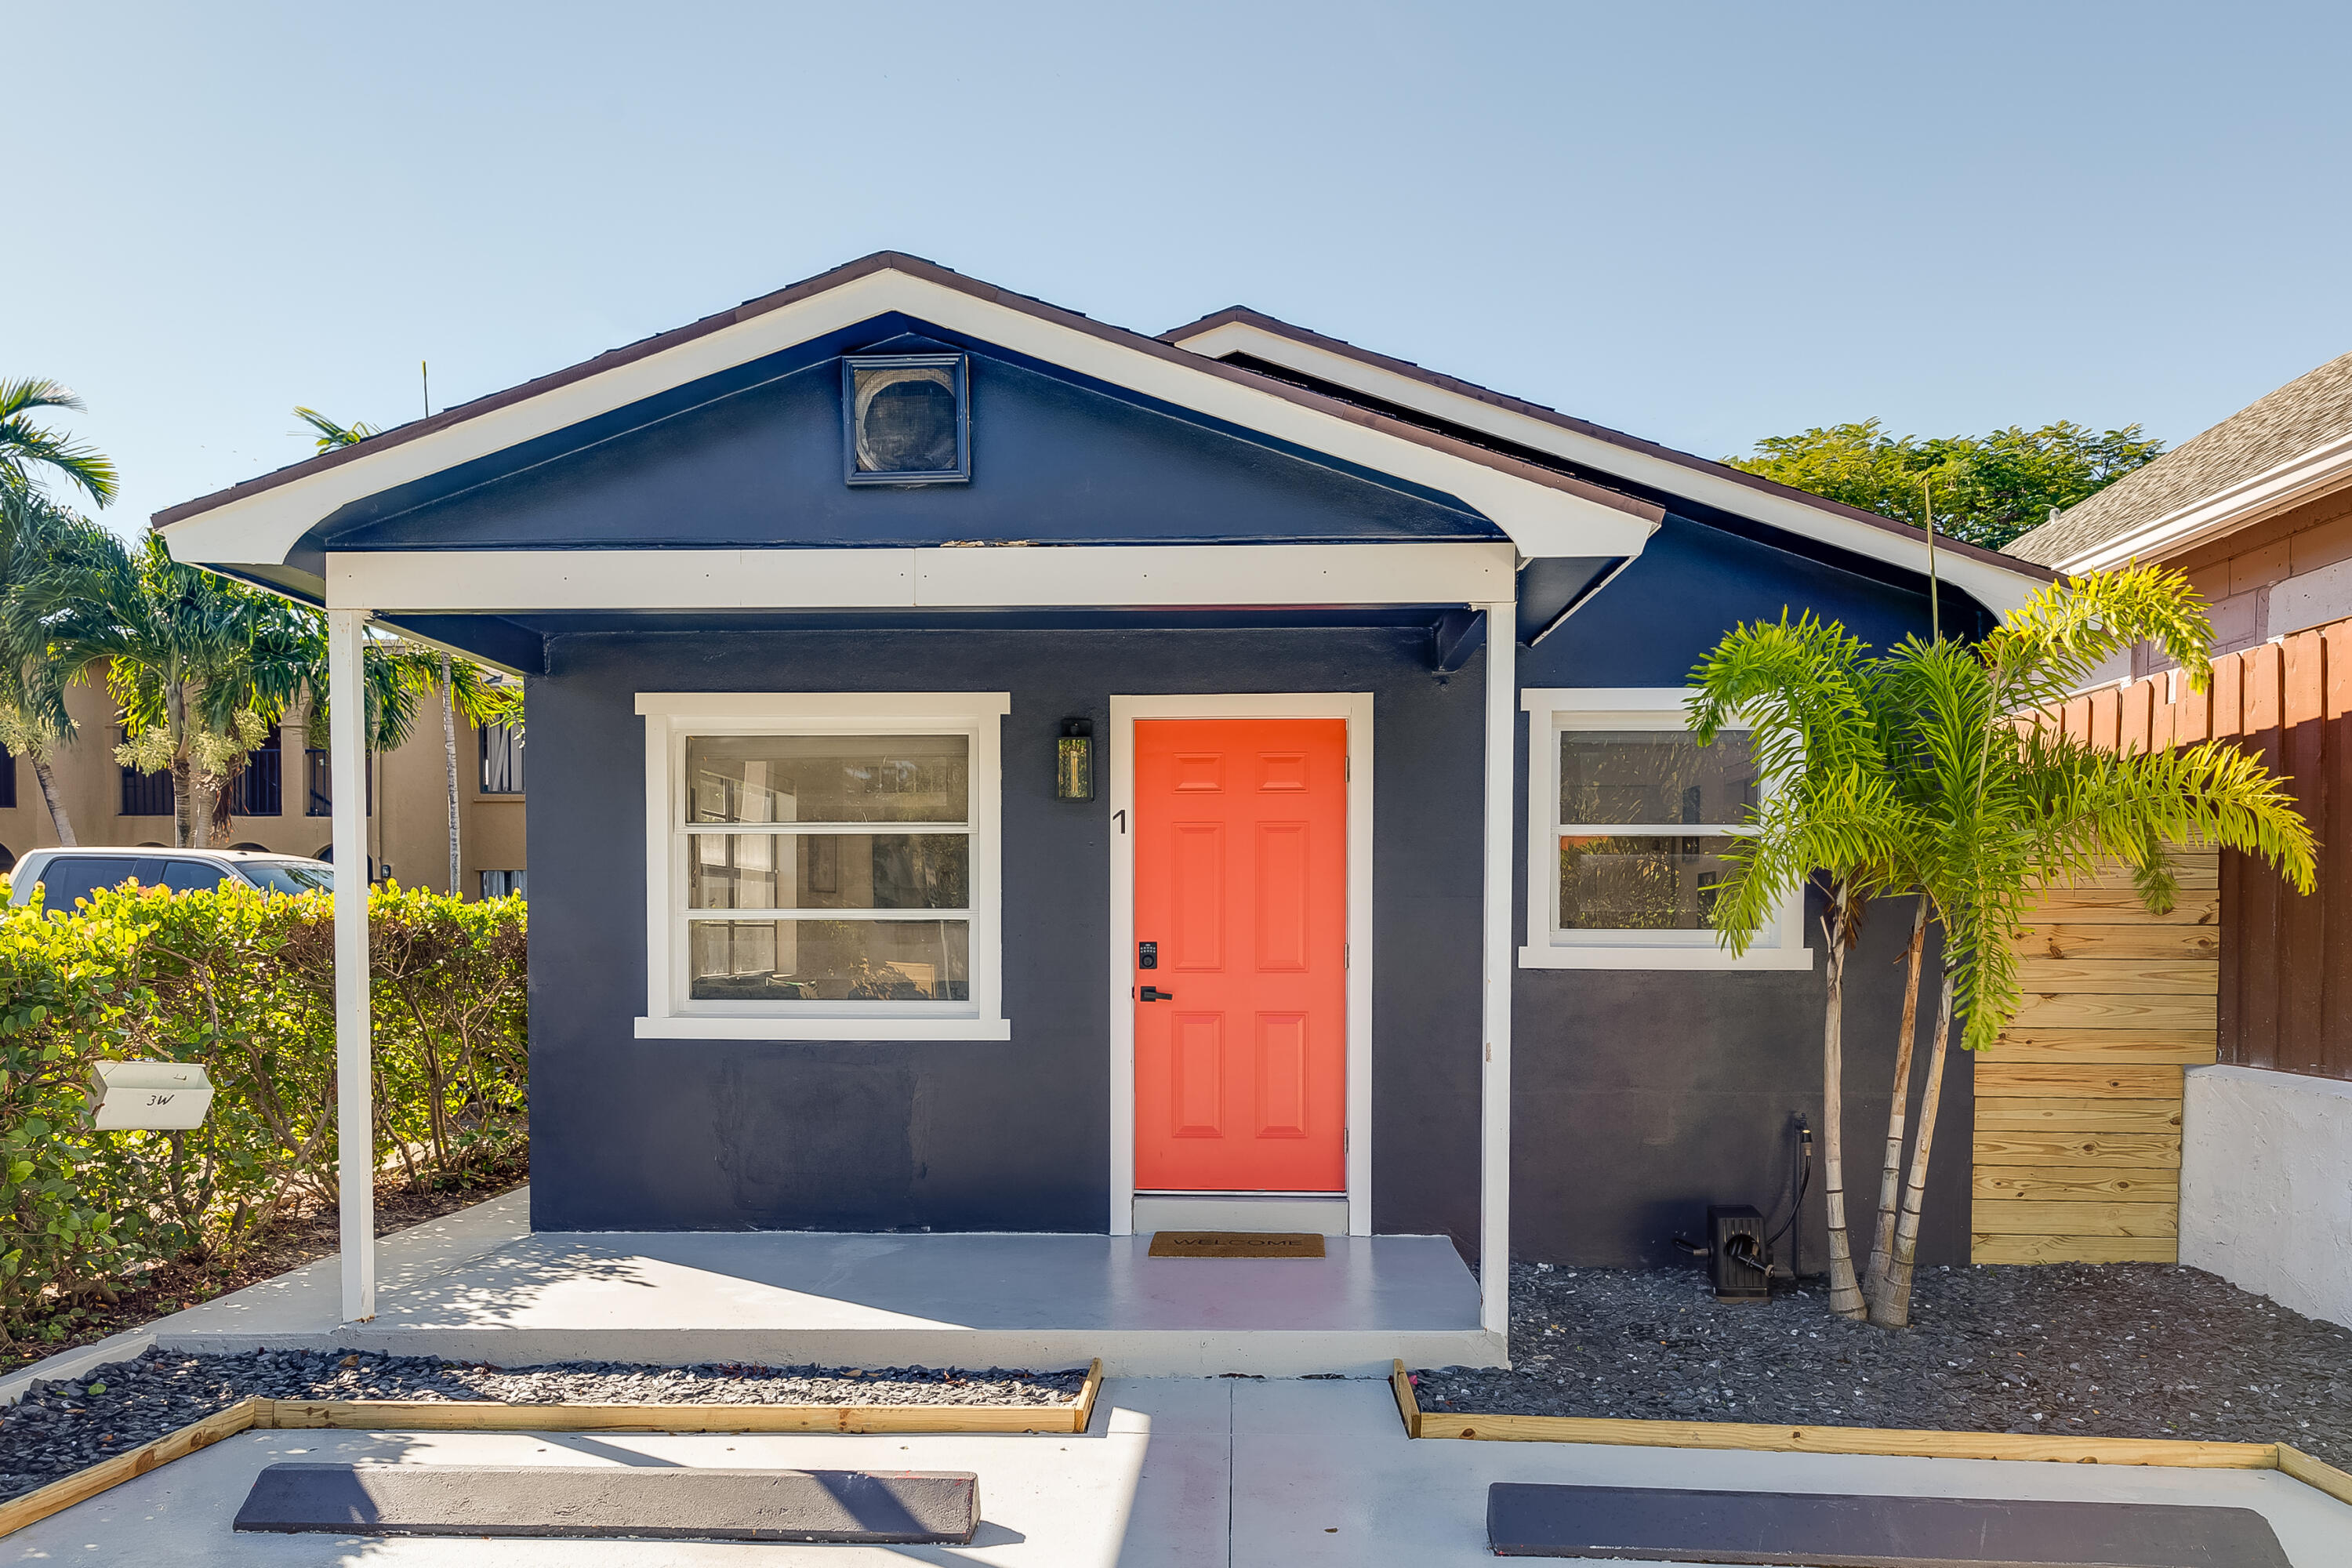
329, 608, 376, 1323
1478, 598, 1515, 1340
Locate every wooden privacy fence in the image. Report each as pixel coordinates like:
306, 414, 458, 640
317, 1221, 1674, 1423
1973, 851, 2217, 1265
2052, 619, 2350, 1081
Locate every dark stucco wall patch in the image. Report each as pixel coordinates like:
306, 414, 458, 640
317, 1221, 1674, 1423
524, 625, 1485, 1236
1504, 513, 1972, 1270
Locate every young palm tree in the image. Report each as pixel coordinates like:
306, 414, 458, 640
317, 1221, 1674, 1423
1689, 613, 1918, 1320
0, 379, 118, 507
1864, 566, 2317, 1326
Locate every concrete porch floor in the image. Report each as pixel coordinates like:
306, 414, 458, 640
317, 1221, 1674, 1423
148, 1189, 1499, 1376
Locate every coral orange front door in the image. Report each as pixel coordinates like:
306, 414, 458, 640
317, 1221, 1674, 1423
1134, 718, 1348, 1193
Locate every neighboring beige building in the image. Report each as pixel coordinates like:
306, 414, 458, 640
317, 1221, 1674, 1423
0, 679, 526, 897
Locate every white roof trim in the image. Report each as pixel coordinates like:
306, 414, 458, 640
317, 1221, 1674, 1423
160, 268, 1655, 573
1171, 318, 2049, 618
2039, 428, 2352, 575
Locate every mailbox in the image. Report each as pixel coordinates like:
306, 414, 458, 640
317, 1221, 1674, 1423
87, 1062, 215, 1131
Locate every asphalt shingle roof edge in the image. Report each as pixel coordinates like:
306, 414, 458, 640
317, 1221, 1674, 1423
2011, 349, 2352, 568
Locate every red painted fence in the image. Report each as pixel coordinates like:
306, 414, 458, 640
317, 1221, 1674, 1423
2057, 620, 2352, 1081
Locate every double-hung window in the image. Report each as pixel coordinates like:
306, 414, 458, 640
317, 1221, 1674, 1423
636, 693, 1010, 1040
1519, 688, 1810, 971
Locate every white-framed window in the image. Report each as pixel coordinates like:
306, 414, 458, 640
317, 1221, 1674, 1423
1518, 688, 1811, 971
634, 692, 1011, 1040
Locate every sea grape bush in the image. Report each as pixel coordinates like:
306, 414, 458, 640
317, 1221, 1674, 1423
0, 880, 525, 1342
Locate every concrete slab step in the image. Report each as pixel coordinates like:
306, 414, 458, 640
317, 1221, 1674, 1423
233, 1462, 978, 1544
1486, 1483, 2293, 1566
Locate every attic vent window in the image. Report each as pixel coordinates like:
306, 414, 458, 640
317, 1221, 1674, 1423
844, 353, 969, 484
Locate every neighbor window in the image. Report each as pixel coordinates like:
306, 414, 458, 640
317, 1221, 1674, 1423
636, 692, 1008, 1040
480, 722, 524, 794
1519, 689, 1809, 971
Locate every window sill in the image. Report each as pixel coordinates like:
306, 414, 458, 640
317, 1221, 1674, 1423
1517, 944, 1817, 972
634, 1014, 1012, 1042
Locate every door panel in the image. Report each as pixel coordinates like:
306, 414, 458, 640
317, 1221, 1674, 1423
1134, 717, 1347, 1193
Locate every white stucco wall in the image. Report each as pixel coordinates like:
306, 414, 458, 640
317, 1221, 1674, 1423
2180, 1064, 2352, 1329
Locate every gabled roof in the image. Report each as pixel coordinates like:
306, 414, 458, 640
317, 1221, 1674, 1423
155, 253, 1660, 572
2010, 349, 2352, 572
1160, 307, 2055, 616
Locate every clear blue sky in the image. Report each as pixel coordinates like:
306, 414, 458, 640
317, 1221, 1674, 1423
16, 2, 2352, 534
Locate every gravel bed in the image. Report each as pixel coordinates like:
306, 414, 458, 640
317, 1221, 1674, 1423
0, 1348, 1088, 1502
1414, 1263, 2352, 1469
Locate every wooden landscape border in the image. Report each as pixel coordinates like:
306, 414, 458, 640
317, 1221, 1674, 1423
0, 1359, 1102, 1541
1388, 1361, 2352, 1510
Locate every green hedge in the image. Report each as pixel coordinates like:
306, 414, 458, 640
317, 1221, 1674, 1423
0, 880, 525, 1340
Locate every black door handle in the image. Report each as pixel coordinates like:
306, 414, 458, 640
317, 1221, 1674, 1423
1139, 986, 1174, 1002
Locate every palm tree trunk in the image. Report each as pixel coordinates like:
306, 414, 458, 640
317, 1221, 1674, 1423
171, 752, 194, 849
1822, 879, 1867, 1320
29, 755, 75, 846
1864, 895, 1929, 1309
441, 655, 461, 896
1871, 964, 1956, 1328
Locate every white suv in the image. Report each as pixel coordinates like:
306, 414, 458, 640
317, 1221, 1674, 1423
6, 848, 336, 908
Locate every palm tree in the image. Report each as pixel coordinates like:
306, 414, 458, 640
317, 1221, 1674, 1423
1689, 613, 1917, 1320
1864, 566, 2317, 1326
25, 532, 316, 847
0, 491, 116, 844
0, 379, 118, 507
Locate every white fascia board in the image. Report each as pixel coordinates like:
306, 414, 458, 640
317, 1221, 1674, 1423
325, 541, 1516, 612
2053, 430, 2352, 575
163, 269, 1651, 572
1173, 320, 2047, 619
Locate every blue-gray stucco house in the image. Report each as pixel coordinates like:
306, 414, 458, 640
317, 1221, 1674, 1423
154, 253, 2053, 1343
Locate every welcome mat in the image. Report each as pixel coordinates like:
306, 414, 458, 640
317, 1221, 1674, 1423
1148, 1231, 1326, 1258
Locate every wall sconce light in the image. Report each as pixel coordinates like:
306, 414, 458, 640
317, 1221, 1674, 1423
1057, 719, 1094, 801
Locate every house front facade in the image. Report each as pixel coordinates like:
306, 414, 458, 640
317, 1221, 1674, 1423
154, 255, 2051, 1337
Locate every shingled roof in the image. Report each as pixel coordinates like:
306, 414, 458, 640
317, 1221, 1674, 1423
2010, 349, 2352, 568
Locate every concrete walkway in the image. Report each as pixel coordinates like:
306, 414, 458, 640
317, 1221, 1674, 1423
0, 1189, 532, 1406
5, 1377, 2347, 1564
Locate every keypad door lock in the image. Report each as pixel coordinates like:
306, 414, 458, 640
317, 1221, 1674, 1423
1138, 941, 1158, 970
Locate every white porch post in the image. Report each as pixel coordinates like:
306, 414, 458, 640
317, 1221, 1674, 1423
329, 608, 376, 1323
1478, 598, 1515, 1341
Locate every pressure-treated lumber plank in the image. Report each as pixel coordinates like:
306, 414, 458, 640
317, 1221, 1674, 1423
1973, 1132, 2181, 1169
264, 1398, 1087, 1435
2041, 859, 2219, 891
1974, 1064, 2185, 1099
1969, 1232, 2178, 1265
1969, 1200, 2179, 1238
2009, 993, 2217, 1030
1390, 1359, 1421, 1439
0, 1396, 264, 1539
2276, 1443, 2352, 1508
1973, 1167, 2179, 1203
1983, 1029, 2216, 1065
2012, 960, 2219, 996
2009, 924, 2220, 960
1974, 1097, 2183, 1134
2018, 890, 2219, 924
1072, 1359, 1104, 1435
1417, 1412, 2267, 1468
